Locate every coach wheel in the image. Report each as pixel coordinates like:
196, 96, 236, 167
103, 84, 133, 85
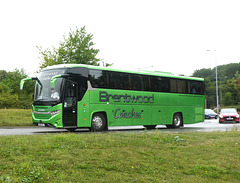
91, 113, 107, 131
166, 113, 182, 128
143, 125, 157, 130
173, 113, 182, 128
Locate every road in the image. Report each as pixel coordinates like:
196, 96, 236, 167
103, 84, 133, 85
0, 119, 239, 136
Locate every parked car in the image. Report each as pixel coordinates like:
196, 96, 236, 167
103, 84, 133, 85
219, 108, 240, 123
204, 109, 217, 119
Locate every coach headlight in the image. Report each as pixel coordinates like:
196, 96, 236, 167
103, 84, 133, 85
51, 110, 60, 116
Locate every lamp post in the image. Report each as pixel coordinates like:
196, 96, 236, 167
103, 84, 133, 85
206, 50, 219, 113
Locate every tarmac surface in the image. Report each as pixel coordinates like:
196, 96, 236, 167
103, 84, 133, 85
0, 119, 239, 136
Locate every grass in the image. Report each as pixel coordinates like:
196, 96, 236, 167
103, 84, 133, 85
0, 131, 240, 182
0, 109, 32, 127
1, 109, 240, 182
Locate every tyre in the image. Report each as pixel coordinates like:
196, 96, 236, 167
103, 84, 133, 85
91, 113, 107, 131
143, 125, 156, 130
166, 113, 182, 128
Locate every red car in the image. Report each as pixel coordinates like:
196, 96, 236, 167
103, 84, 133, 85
219, 108, 239, 123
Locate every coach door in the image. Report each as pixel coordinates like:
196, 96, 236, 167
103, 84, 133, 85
63, 80, 78, 127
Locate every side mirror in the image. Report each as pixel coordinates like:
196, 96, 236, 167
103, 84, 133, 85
50, 75, 62, 89
50, 74, 70, 89
20, 77, 40, 90
20, 78, 33, 90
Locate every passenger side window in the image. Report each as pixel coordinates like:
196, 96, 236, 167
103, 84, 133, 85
151, 77, 170, 92
188, 81, 203, 94
89, 70, 107, 88
131, 74, 141, 90
142, 75, 151, 91
170, 79, 177, 93
177, 80, 187, 93
109, 72, 130, 90
171, 79, 187, 93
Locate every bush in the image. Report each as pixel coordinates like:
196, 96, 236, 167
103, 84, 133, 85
0, 92, 19, 108
18, 94, 33, 109
0, 69, 34, 109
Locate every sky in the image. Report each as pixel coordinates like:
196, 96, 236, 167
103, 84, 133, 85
1, 0, 240, 76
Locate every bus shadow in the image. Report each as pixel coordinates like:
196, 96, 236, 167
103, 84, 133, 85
33, 126, 207, 134
33, 128, 90, 134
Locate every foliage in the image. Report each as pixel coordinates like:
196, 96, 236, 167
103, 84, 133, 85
0, 26, 112, 109
192, 62, 240, 108
37, 26, 111, 70
0, 131, 240, 182
0, 92, 19, 109
0, 69, 34, 109
222, 91, 234, 106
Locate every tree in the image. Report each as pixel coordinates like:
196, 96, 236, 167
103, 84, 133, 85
223, 92, 234, 106
0, 70, 7, 81
192, 68, 213, 79
38, 26, 109, 70
192, 63, 240, 108
0, 69, 34, 109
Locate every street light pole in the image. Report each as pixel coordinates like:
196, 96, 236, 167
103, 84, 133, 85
206, 50, 219, 113
214, 51, 219, 114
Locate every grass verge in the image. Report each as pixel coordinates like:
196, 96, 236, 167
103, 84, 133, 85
0, 109, 32, 127
0, 131, 240, 182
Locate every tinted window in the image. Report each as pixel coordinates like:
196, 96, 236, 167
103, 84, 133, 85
88, 69, 204, 95
89, 70, 107, 88
171, 79, 187, 93
142, 75, 151, 91
151, 77, 170, 92
109, 72, 130, 90
170, 79, 177, 93
64, 80, 77, 107
131, 74, 141, 90
188, 81, 203, 94
67, 76, 87, 101
177, 80, 187, 93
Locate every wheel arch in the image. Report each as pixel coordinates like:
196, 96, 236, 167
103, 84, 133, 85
91, 111, 108, 129
172, 112, 184, 126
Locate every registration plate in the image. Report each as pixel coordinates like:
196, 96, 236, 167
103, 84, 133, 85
227, 118, 233, 120
38, 123, 45, 127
